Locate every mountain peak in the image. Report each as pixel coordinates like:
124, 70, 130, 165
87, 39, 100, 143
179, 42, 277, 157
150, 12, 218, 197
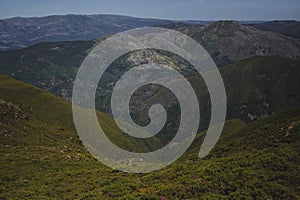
212, 20, 240, 26
204, 20, 242, 34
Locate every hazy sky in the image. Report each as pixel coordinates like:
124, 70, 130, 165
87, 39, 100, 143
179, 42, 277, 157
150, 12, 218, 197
0, 0, 299, 20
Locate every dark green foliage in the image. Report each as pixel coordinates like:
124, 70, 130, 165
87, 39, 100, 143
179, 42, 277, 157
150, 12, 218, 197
0, 76, 299, 199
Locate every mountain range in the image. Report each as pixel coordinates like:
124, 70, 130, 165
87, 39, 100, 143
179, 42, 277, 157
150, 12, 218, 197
0, 14, 172, 50
2, 14, 296, 51
0, 20, 299, 124
0, 14, 299, 199
252, 20, 300, 39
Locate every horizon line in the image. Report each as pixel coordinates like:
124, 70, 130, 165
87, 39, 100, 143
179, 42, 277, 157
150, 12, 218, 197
0, 13, 299, 22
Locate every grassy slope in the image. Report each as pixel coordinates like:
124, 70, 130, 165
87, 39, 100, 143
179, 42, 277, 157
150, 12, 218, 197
0, 75, 75, 131
0, 75, 299, 199
220, 56, 300, 119
186, 56, 300, 124
0, 75, 162, 153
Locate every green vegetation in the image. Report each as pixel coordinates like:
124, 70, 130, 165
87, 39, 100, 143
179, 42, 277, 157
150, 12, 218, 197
0, 75, 299, 199
1, 37, 299, 124
0, 19, 300, 200
0, 75, 161, 153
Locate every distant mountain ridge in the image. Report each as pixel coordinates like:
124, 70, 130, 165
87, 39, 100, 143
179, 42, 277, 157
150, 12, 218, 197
162, 21, 300, 66
0, 14, 172, 50
0, 14, 294, 51
252, 20, 300, 38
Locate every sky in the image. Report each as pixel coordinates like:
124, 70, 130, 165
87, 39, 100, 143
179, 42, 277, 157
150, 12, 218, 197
0, 0, 299, 20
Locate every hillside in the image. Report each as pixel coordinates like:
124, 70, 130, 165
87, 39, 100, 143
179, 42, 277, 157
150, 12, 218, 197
0, 52, 300, 125
0, 75, 299, 199
128, 56, 300, 126
1, 20, 299, 68
1, 45, 298, 124
252, 20, 300, 39
0, 75, 164, 153
0, 14, 269, 51
164, 21, 300, 66
1, 14, 296, 51
217, 56, 300, 121
0, 21, 299, 125
0, 14, 171, 50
